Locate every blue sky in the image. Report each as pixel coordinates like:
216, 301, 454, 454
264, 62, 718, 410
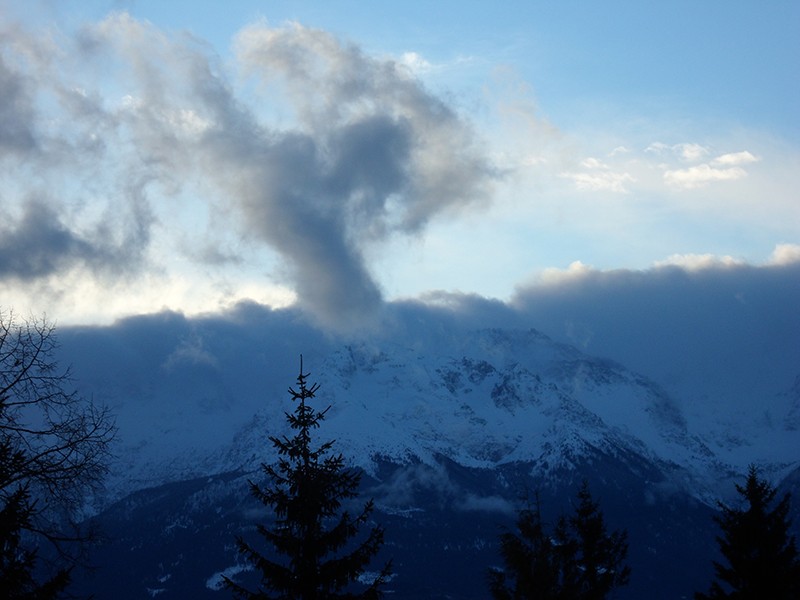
1, 0, 798, 326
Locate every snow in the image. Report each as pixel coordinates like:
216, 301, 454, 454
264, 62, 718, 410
206, 564, 253, 591
59, 320, 799, 507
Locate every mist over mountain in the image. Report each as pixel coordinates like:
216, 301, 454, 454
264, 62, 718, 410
58, 257, 799, 500
50, 258, 799, 598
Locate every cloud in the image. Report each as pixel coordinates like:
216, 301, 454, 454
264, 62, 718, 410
0, 54, 37, 155
768, 243, 800, 265
711, 150, 759, 166
370, 460, 514, 515
0, 15, 497, 329
457, 493, 515, 515
511, 249, 800, 414
645, 145, 760, 190
399, 51, 434, 74
560, 156, 634, 193
645, 142, 710, 162
663, 163, 747, 189
162, 333, 219, 371
538, 261, 594, 285
653, 253, 744, 270
0, 194, 152, 281
101, 17, 495, 327
675, 143, 710, 162
562, 170, 635, 193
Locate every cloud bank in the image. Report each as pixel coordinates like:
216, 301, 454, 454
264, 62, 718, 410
508, 250, 800, 412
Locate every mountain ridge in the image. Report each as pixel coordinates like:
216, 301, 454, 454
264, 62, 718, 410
57, 313, 798, 508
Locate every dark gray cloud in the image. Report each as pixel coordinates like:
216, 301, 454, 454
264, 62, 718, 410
0, 192, 152, 281
0, 55, 37, 155
508, 260, 800, 409
0, 200, 91, 279
361, 258, 800, 422
207, 23, 496, 326
214, 116, 413, 328
0, 15, 497, 327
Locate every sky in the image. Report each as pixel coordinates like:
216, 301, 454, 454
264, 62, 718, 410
0, 0, 798, 328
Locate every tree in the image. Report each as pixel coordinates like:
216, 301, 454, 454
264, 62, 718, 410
0, 310, 115, 597
488, 497, 562, 600
489, 482, 630, 600
696, 465, 800, 599
224, 357, 391, 599
561, 482, 630, 599
0, 484, 71, 599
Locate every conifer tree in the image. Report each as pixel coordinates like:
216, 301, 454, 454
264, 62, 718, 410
559, 482, 630, 600
696, 465, 800, 599
489, 482, 629, 600
225, 357, 390, 600
0, 483, 70, 599
488, 497, 561, 600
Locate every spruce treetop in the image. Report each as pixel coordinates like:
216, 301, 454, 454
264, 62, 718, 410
225, 356, 390, 600
696, 465, 800, 600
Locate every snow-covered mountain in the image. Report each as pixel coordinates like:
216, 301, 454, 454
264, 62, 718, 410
57, 303, 799, 598
63, 312, 797, 506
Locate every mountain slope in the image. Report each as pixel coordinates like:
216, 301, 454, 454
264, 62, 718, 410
59, 308, 798, 505
55, 305, 799, 598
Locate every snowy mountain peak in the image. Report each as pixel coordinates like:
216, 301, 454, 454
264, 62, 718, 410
60, 320, 798, 506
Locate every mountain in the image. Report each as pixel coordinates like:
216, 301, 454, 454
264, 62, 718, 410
56, 304, 799, 598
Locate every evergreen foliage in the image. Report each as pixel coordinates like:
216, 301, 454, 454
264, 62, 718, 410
225, 357, 390, 599
0, 483, 70, 600
489, 482, 630, 600
696, 465, 800, 599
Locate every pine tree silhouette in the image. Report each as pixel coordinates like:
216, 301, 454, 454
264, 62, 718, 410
0, 482, 70, 600
488, 496, 562, 600
562, 482, 630, 600
225, 357, 390, 599
489, 482, 629, 600
696, 465, 800, 599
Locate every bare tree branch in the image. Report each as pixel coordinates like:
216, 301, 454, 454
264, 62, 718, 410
0, 309, 116, 588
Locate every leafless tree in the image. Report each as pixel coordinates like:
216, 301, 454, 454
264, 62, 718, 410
1, 309, 115, 591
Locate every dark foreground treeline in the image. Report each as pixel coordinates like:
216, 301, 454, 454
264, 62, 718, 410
1, 315, 799, 599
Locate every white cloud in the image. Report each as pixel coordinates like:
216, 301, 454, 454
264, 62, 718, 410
580, 156, 608, 169
663, 163, 747, 189
653, 253, 744, 270
399, 51, 433, 74
650, 245, 800, 270
768, 243, 800, 265
645, 142, 710, 162
564, 170, 634, 193
711, 150, 759, 166
538, 260, 593, 285
675, 143, 710, 162
639, 144, 761, 190
561, 155, 634, 193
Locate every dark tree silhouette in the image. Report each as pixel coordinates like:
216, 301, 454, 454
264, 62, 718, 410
0, 310, 115, 597
0, 484, 71, 599
225, 357, 390, 599
561, 482, 630, 599
489, 482, 629, 600
488, 497, 562, 600
696, 465, 800, 599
